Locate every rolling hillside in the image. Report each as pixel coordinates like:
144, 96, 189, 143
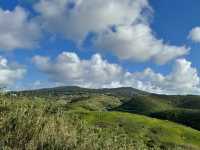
14, 86, 200, 131
1, 96, 200, 150
1, 86, 200, 149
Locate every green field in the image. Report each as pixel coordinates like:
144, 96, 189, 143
1, 86, 200, 150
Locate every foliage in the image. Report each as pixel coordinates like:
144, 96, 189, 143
1, 95, 200, 150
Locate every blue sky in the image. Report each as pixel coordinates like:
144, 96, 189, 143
0, 0, 200, 94
150, 0, 200, 68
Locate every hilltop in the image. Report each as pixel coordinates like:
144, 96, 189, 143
1, 86, 200, 149
11, 86, 200, 131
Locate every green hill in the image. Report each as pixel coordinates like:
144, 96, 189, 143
2, 86, 200, 149
7, 87, 200, 131
153, 94, 200, 109
111, 94, 200, 131
1, 97, 200, 150
114, 95, 173, 114
13, 86, 148, 99
150, 108, 200, 131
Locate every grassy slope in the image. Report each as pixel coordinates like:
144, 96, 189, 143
65, 93, 200, 131
154, 95, 200, 109
1, 97, 200, 150
10, 87, 200, 131
113, 94, 200, 131
150, 108, 200, 131
66, 95, 122, 111
10, 86, 200, 131
82, 111, 200, 149
114, 95, 173, 114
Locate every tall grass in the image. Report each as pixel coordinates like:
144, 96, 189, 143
1, 96, 200, 150
0, 97, 143, 150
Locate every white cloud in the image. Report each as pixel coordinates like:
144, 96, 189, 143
188, 27, 200, 43
33, 52, 200, 95
167, 59, 200, 90
0, 56, 26, 86
95, 24, 189, 64
32, 52, 123, 88
0, 6, 41, 51
132, 59, 200, 94
34, 0, 189, 64
34, 0, 149, 41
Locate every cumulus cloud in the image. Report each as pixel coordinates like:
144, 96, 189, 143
132, 59, 200, 94
34, 0, 189, 64
95, 24, 189, 64
188, 27, 200, 43
32, 52, 123, 88
0, 6, 41, 51
0, 56, 26, 86
34, 0, 149, 41
33, 52, 200, 94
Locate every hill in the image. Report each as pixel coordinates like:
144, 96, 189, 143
13, 86, 148, 98
7, 86, 200, 131
113, 94, 200, 131
1, 97, 200, 150
2, 86, 200, 149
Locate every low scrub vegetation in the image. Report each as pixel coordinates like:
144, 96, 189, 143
1, 94, 200, 150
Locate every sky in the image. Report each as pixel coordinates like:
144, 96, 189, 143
0, 0, 200, 95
